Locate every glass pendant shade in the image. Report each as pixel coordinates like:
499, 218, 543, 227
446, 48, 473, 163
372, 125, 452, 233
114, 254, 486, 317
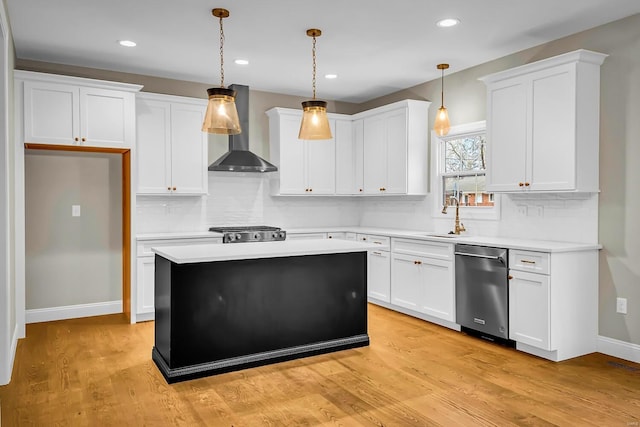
434, 105, 450, 137
202, 87, 241, 135
299, 100, 332, 140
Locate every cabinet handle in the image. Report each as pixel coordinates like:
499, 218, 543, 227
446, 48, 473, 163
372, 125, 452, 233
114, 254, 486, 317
74, 137, 79, 142
524, 182, 530, 187
520, 259, 536, 264
372, 251, 382, 256
518, 182, 524, 187
413, 260, 422, 265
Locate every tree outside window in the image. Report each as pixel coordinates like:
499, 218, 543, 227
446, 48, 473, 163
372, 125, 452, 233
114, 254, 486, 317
441, 133, 494, 208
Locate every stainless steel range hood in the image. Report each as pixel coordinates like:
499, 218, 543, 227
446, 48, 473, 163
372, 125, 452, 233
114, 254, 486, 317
208, 84, 277, 172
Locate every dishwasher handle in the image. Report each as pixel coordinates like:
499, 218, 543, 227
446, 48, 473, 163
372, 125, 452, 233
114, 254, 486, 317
455, 251, 506, 264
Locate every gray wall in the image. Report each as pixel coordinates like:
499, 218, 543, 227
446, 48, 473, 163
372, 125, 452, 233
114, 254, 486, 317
14, 13, 640, 346
24, 151, 122, 309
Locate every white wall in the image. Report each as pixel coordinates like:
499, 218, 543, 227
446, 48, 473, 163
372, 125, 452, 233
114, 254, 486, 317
0, 0, 14, 386
24, 151, 122, 313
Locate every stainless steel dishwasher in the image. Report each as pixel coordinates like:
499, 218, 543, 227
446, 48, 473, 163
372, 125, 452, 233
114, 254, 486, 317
455, 244, 511, 341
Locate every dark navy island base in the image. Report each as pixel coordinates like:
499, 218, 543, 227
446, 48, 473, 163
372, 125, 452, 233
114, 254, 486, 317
152, 251, 369, 383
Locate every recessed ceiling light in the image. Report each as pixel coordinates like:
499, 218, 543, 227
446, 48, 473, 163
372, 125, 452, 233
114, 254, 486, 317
118, 40, 137, 47
436, 18, 460, 28
234, 59, 249, 65
325, 74, 338, 79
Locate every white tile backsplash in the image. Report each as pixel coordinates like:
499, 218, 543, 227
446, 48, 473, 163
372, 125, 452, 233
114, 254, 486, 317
136, 173, 599, 244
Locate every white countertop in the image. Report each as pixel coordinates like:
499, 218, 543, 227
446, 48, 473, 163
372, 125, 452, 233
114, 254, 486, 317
285, 227, 601, 253
153, 239, 378, 264
139, 226, 601, 253
137, 231, 223, 241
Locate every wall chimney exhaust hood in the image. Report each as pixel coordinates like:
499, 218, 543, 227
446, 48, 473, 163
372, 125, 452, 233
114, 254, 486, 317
208, 84, 277, 172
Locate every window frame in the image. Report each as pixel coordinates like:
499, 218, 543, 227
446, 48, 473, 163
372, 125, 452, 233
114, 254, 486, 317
430, 121, 500, 220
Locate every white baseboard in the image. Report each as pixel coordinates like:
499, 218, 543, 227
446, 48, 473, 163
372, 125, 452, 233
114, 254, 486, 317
598, 335, 640, 364
26, 300, 123, 324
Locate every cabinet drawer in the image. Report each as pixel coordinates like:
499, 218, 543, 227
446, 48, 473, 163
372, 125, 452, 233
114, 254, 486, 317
137, 237, 222, 257
392, 238, 453, 260
356, 234, 390, 251
509, 249, 550, 275
327, 232, 346, 240
286, 233, 327, 240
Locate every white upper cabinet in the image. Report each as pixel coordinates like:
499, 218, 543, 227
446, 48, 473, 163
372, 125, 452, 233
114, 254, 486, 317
480, 49, 607, 193
267, 108, 338, 195
17, 71, 140, 149
136, 93, 208, 195
357, 100, 429, 195
267, 99, 429, 196
336, 118, 363, 194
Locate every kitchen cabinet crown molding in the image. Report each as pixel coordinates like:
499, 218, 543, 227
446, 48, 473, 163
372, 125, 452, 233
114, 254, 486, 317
478, 49, 608, 84
14, 69, 143, 93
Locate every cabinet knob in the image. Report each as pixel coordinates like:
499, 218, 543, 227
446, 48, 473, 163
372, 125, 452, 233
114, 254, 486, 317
328, 235, 333, 239
172, 187, 177, 191
518, 182, 524, 187
362, 237, 367, 241
74, 137, 79, 142
167, 187, 171, 191
508, 275, 513, 280
524, 182, 530, 187
359, 189, 363, 192
81, 137, 86, 142
309, 188, 313, 192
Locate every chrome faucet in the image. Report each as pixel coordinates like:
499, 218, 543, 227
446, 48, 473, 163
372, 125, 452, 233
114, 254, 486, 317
441, 196, 466, 235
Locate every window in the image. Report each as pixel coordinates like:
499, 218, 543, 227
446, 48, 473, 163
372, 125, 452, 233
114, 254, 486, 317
431, 121, 500, 220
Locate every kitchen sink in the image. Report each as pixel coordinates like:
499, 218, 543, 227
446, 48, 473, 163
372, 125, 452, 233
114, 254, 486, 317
421, 233, 458, 238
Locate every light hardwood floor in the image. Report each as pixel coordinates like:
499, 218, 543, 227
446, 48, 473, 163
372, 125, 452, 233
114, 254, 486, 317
1, 304, 639, 426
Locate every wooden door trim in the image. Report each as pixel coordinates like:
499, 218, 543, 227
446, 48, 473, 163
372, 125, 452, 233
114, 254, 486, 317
24, 143, 131, 321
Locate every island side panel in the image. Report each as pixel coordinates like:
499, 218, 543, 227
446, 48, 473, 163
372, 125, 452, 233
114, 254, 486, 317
154, 255, 172, 364
168, 252, 367, 369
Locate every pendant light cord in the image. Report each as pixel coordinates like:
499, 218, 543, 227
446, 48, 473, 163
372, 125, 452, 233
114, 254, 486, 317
311, 35, 317, 100
219, 14, 225, 88
440, 68, 444, 107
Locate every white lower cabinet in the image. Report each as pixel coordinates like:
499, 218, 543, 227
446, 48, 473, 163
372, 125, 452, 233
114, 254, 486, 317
368, 250, 391, 303
507, 249, 598, 361
135, 237, 222, 321
390, 239, 455, 322
509, 270, 551, 349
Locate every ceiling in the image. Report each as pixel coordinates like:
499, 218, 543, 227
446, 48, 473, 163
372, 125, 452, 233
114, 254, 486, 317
6, 0, 640, 103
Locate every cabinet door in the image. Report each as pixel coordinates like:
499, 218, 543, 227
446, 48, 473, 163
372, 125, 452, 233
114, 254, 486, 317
384, 108, 408, 194
278, 115, 307, 194
509, 270, 551, 350
306, 119, 336, 194
390, 253, 422, 311
363, 114, 387, 194
80, 87, 134, 148
170, 102, 208, 194
486, 78, 528, 191
368, 250, 390, 303
136, 256, 155, 316
421, 257, 455, 321
136, 98, 172, 194
336, 119, 362, 194
23, 80, 80, 145
529, 65, 576, 191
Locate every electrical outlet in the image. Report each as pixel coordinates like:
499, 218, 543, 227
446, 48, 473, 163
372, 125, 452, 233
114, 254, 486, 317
72, 205, 81, 217
616, 297, 628, 314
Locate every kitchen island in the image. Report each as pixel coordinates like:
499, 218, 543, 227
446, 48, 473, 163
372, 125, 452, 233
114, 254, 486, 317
151, 239, 375, 383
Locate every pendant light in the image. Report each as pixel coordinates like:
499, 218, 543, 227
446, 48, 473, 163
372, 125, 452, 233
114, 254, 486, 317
202, 8, 241, 135
434, 63, 451, 137
298, 29, 332, 140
